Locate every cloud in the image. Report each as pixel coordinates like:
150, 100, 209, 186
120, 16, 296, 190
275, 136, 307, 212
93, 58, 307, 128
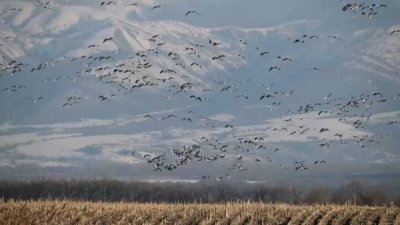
368, 111, 400, 124
1, 110, 398, 163
39, 161, 75, 167
0, 107, 184, 132
0, 120, 114, 132
208, 113, 235, 122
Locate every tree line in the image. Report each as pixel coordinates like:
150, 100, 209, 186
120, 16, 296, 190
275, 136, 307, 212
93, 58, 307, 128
0, 178, 398, 206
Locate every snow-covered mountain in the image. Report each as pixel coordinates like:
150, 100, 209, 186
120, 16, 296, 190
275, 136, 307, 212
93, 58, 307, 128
0, 0, 399, 180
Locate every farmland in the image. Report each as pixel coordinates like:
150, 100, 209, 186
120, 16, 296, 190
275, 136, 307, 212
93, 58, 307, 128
1, 201, 399, 224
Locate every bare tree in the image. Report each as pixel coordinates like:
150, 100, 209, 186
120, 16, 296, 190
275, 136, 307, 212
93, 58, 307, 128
208, 183, 238, 203
0, 178, 394, 205
346, 180, 388, 206
303, 189, 328, 205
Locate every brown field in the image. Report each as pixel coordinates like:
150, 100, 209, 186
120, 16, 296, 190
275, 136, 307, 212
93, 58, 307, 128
0, 201, 399, 225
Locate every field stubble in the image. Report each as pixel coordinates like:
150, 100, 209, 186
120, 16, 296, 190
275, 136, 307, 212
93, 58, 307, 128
0, 201, 399, 225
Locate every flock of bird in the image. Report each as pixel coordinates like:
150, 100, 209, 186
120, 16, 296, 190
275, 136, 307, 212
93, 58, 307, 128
340, 0, 388, 19
0, 0, 399, 181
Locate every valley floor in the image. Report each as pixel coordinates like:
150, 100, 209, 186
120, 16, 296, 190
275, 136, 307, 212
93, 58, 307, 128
0, 201, 399, 224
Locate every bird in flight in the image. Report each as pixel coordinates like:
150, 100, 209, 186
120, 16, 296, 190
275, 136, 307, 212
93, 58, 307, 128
87, 45, 99, 48
320, 143, 330, 147
256, 47, 268, 56
319, 128, 330, 133
390, 30, 400, 35
308, 67, 321, 71
148, 47, 160, 54
161, 114, 177, 120
66, 96, 83, 102
233, 38, 247, 46
51, 61, 60, 67
38, 77, 51, 83
67, 74, 81, 83
236, 94, 249, 99
144, 114, 156, 121
260, 94, 274, 100
190, 62, 202, 68
212, 55, 225, 61
329, 35, 342, 40
236, 78, 250, 85
160, 93, 177, 100
362, 12, 378, 19
99, 95, 115, 101
35, 0, 52, 10
230, 53, 246, 59
279, 164, 288, 169
269, 66, 280, 71
124, 3, 139, 7
63, 101, 80, 107
103, 37, 113, 43
185, 10, 198, 16
262, 83, 274, 89
293, 39, 306, 44
324, 93, 332, 100
182, 118, 192, 122
238, 39, 246, 45
190, 95, 202, 102
229, 66, 245, 72
28, 97, 42, 103
101, 2, 116, 6
209, 39, 222, 46
277, 56, 292, 61
286, 91, 294, 97
4, 8, 23, 12
64, 56, 77, 64
148, 5, 164, 11
295, 166, 308, 171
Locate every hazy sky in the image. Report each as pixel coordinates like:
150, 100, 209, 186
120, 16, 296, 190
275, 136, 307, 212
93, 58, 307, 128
0, 0, 399, 181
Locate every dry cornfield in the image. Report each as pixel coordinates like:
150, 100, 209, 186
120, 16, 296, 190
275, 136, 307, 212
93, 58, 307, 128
0, 201, 399, 225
